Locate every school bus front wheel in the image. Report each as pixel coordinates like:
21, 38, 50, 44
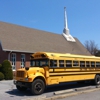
31, 79, 45, 95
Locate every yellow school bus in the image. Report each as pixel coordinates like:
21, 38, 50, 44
14, 52, 100, 95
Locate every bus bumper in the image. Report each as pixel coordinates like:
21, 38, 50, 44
13, 80, 31, 88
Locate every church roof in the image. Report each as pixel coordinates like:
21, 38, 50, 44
0, 21, 91, 55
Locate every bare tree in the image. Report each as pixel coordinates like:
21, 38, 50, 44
84, 40, 99, 55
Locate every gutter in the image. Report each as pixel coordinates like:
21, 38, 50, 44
3, 49, 34, 53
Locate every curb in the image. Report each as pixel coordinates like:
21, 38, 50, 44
75, 86, 92, 91
96, 85, 100, 88
54, 89, 74, 95
45, 88, 100, 100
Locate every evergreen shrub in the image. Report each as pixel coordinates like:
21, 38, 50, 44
0, 72, 4, 80
1, 60, 13, 80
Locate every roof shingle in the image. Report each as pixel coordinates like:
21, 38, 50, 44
0, 21, 91, 55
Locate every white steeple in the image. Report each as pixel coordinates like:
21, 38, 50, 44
62, 7, 76, 42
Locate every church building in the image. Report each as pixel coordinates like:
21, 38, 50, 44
0, 7, 91, 71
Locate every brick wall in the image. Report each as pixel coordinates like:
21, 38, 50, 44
10, 52, 32, 70
0, 45, 32, 70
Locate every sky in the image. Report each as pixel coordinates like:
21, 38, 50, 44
0, 0, 100, 47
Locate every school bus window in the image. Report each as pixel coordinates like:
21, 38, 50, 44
36, 61, 40, 66
96, 62, 100, 67
66, 60, 72, 67
73, 61, 79, 66
80, 61, 85, 67
50, 60, 57, 67
91, 62, 95, 67
86, 61, 90, 67
40, 60, 49, 66
30, 60, 35, 66
59, 60, 64, 67
30, 59, 49, 67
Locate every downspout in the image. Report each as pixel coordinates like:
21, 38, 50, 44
8, 51, 12, 61
8, 51, 12, 71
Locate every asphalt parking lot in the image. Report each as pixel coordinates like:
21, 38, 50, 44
0, 80, 99, 100
0, 80, 37, 100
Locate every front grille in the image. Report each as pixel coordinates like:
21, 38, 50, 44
17, 71, 25, 77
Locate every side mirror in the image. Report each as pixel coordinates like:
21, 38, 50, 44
25, 67, 29, 71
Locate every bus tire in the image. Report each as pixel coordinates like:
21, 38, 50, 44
31, 79, 45, 95
94, 75, 100, 85
16, 85, 27, 91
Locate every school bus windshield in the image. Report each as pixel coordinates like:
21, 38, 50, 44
30, 59, 49, 67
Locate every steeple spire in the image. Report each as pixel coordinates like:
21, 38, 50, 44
62, 7, 75, 42
64, 7, 68, 30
